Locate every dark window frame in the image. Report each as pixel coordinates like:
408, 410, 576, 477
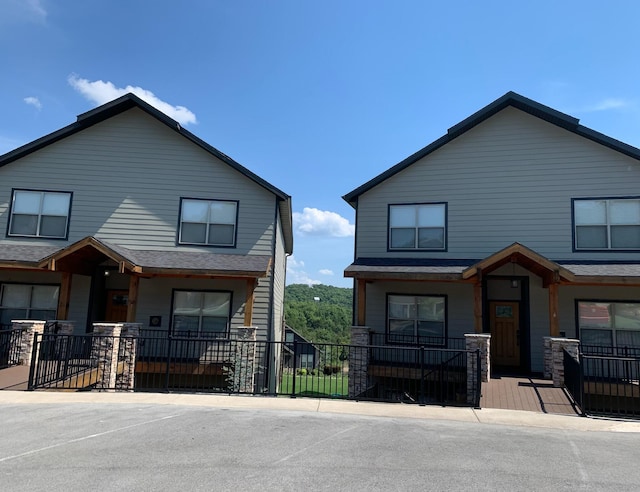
169, 288, 233, 338
0, 282, 60, 328
387, 202, 448, 252
575, 299, 640, 350
572, 196, 640, 252
6, 188, 73, 240
177, 197, 239, 248
385, 292, 448, 346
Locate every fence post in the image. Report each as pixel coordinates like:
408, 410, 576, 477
91, 323, 123, 390
290, 339, 298, 397
419, 346, 425, 405
349, 326, 370, 398
234, 326, 257, 393
465, 334, 491, 406
11, 320, 46, 367
544, 337, 580, 387
116, 323, 140, 390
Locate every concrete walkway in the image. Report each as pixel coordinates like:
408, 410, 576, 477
1, 390, 639, 433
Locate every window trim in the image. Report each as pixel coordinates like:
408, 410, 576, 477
385, 293, 448, 346
0, 282, 60, 327
169, 289, 233, 338
572, 196, 640, 252
387, 202, 448, 252
177, 197, 239, 248
6, 188, 73, 240
575, 299, 640, 350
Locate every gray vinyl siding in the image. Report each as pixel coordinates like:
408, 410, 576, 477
355, 106, 640, 261
271, 209, 287, 343
0, 108, 275, 256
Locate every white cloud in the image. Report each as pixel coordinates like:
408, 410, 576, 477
319, 269, 334, 276
24, 96, 42, 110
68, 75, 197, 125
583, 98, 634, 112
293, 207, 354, 237
286, 256, 321, 286
27, 0, 47, 21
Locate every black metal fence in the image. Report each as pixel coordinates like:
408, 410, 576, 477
24, 331, 481, 407
564, 345, 640, 419
0, 326, 26, 369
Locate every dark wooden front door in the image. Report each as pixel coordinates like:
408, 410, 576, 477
105, 290, 128, 322
490, 301, 520, 367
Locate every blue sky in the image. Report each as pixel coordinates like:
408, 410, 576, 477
2, 1, 640, 288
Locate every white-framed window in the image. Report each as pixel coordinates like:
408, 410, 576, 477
389, 203, 446, 250
179, 198, 237, 246
387, 294, 446, 345
8, 190, 72, 239
577, 301, 640, 351
0, 284, 59, 327
574, 198, 640, 250
171, 290, 231, 338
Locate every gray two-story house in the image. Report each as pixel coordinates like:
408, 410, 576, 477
0, 94, 292, 356
344, 92, 640, 374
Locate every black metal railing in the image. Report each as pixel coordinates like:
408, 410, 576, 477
563, 348, 583, 413
28, 333, 98, 390
0, 326, 27, 369
580, 353, 640, 418
580, 344, 640, 359
369, 332, 467, 350
25, 331, 481, 407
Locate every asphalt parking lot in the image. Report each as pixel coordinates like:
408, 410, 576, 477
1, 392, 640, 491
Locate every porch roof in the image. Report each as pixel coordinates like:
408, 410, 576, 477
344, 243, 640, 285
0, 237, 271, 278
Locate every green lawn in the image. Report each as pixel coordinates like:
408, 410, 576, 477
279, 372, 348, 397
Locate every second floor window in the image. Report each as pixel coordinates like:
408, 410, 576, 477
179, 198, 237, 246
8, 190, 71, 239
574, 198, 640, 250
389, 203, 446, 250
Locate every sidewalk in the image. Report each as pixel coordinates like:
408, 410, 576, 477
1, 390, 639, 433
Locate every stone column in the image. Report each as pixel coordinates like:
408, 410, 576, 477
116, 323, 141, 390
230, 326, 257, 393
11, 320, 46, 366
91, 323, 123, 390
543, 337, 580, 387
348, 326, 370, 398
465, 334, 491, 405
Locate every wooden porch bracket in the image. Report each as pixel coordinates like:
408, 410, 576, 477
126, 275, 140, 322
357, 279, 367, 326
57, 272, 72, 320
548, 282, 559, 337
244, 278, 257, 326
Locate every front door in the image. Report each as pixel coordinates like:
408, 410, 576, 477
490, 301, 520, 367
105, 290, 128, 322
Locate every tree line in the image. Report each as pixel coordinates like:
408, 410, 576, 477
284, 284, 353, 344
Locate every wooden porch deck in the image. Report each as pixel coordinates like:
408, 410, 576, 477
480, 374, 579, 415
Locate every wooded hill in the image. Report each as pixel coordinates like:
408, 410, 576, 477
284, 284, 353, 344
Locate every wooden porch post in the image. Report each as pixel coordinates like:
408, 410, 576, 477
474, 281, 483, 333
548, 282, 559, 337
244, 278, 256, 326
357, 279, 366, 326
126, 275, 139, 322
57, 272, 72, 320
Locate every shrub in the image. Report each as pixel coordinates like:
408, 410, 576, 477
296, 368, 307, 376
323, 365, 333, 375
